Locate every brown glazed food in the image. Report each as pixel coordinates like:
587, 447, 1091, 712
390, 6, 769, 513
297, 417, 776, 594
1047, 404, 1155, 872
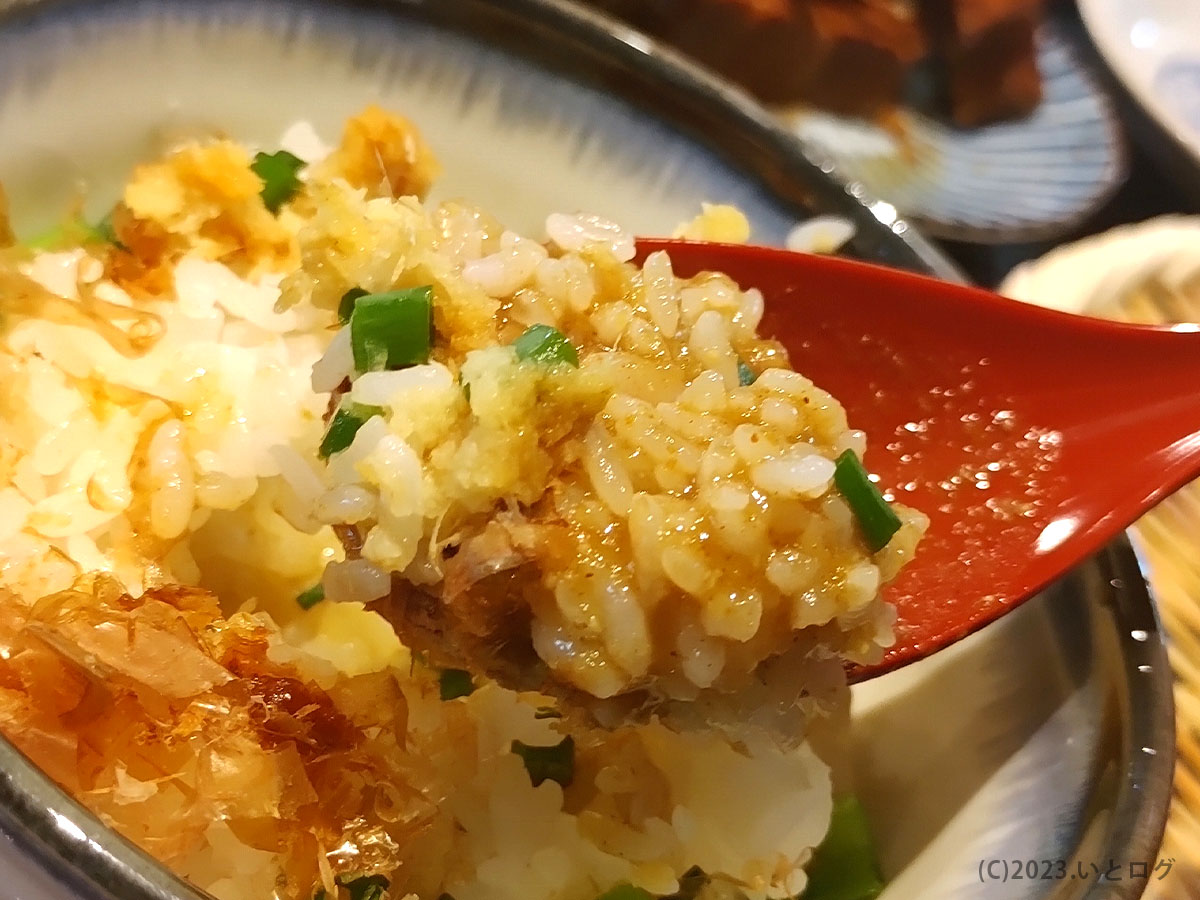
924, 0, 1044, 126
588, 0, 1045, 125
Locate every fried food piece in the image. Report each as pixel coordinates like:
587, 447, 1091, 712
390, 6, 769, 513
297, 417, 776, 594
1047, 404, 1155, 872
590, 0, 926, 116
923, 0, 1045, 127
592, 0, 1045, 125
626, 0, 819, 102
805, 0, 926, 118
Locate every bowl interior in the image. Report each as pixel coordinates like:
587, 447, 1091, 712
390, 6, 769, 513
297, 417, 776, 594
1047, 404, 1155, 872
0, 2, 1173, 900
0, 0, 805, 241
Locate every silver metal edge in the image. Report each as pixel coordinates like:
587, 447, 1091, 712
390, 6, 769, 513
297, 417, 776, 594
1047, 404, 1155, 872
1077, 540, 1176, 900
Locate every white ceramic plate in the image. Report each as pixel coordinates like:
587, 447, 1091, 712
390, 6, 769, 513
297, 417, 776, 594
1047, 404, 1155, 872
1079, 0, 1200, 166
0, 3, 1172, 900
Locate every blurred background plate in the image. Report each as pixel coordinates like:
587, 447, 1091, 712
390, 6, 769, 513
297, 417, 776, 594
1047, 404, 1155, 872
0, 1, 1173, 899
1078, 0, 1200, 168
781, 21, 1127, 244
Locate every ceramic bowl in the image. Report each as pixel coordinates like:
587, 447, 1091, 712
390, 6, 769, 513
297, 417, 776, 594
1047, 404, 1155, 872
0, 2, 1174, 899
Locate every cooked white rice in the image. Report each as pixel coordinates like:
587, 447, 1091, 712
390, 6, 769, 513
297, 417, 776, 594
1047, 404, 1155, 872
0, 106, 919, 900
291, 155, 924, 707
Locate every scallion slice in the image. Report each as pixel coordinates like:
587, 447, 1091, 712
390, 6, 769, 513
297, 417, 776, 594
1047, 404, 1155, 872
799, 794, 885, 900
339, 287, 369, 325
438, 668, 474, 700
737, 359, 757, 386
349, 287, 434, 373
513, 324, 579, 367
251, 150, 306, 214
833, 450, 901, 553
27, 210, 124, 251
511, 735, 575, 788
296, 584, 325, 610
319, 404, 383, 459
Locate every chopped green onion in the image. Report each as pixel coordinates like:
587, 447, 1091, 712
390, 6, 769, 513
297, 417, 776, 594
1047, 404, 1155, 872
336, 874, 390, 900
594, 885, 653, 900
251, 150, 306, 214
439, 668, 474, 700
800, 795, 884, 900
833, 450, 901, 553
25, 223, 70, 250
533, 706, 562, 720
94, 211, 118, 247
26, 210, 123, 251
513, 324, 579, 367
350, 287, 434, 373
319, 404, 383, 459
511, 735, 575, 788
339, 287, 369, 325
296, 583, 325, 610
737, 359, 757, 386
93, 210, 121, 248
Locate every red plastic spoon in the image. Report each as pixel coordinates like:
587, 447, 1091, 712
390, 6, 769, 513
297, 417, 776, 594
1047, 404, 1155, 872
637, 239, 1196, 681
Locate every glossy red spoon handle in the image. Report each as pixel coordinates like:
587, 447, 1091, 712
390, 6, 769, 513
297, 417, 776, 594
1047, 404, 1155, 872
637, 239, 1200, 677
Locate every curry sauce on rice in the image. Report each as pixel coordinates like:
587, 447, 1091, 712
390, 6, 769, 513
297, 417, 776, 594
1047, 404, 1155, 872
0, 106, 923, 900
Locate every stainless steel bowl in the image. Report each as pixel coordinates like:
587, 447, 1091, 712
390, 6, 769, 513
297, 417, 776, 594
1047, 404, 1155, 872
0, 2, 1173, 899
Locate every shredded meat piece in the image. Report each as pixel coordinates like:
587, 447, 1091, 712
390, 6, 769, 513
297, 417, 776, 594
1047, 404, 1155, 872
362, 513, 544, 676
374, 571, 543, 695
441, 515, 542, 604
366, 513, 651, 728
327, 512, 542, 685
